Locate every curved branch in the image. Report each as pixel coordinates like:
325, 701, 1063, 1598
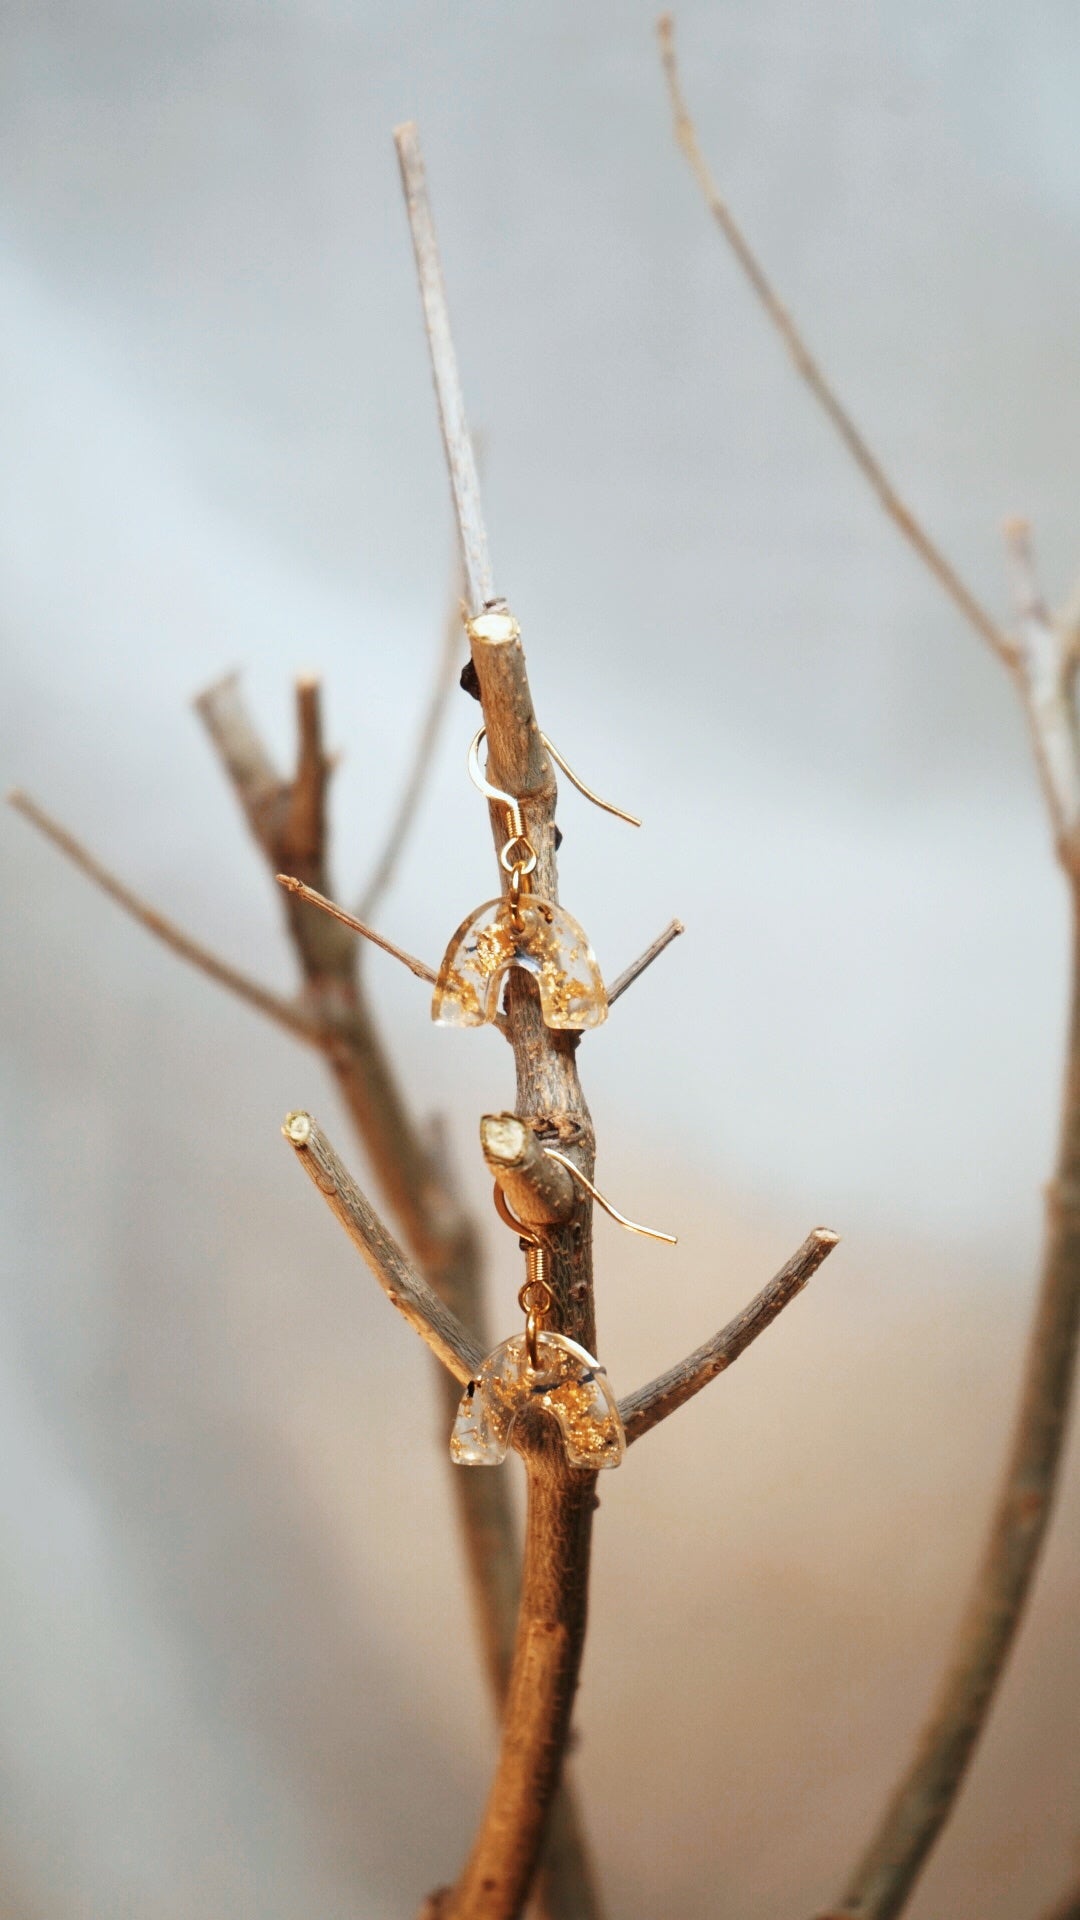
656, 15, 1016, 669
835, 881, 1080, 1920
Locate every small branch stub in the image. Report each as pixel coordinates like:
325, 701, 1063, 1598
481, 1113, 577, 1225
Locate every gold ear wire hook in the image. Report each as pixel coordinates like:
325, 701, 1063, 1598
492, 1183, 553, 1369
542, 1150, 677, 1245
468, 730, 525, 841
467, 727, 641, 831
540, 736, 641, 829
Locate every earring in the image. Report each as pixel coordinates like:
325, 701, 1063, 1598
431, 720, 638, 1033
450, 1152, 677, 1472
450, 1188, 626, 1470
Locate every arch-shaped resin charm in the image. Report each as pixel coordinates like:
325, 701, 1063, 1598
432, 896, 608, 1031
451, 1331, 625, 1471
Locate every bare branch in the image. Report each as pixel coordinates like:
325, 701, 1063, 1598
399, 122, 606, 1920
275, 874, 438, 985
608, 918, 685, 1005
480, 1113, 577, 1225
619, 1227, 839, 1444
286, 675, 330, 870
1003, 519, 1080, 859
835, 883, 1080, 1920
656, 14, 1016, 670
194, 671, 285, 844
395, 121, 495, 614
8, 790, 322, 1046
359, 565, 465, 923
283, 1111, 484, 1385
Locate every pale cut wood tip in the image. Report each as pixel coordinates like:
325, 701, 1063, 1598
282, 1110, 313, 1145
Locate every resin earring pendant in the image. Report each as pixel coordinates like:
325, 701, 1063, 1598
432, 722, 637, 1033
432, 893, 607, 1030
451, 1330, 625, 1470
451, 1184, 627, 1471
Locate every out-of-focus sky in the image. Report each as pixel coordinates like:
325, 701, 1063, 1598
1, 4, 1078, 1917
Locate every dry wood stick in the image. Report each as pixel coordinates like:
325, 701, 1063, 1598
195, 672, 523, 1711
7, 790, 323, 1047
397, 119, 606, 1920
620, 1227, 839, 1444
283, 1111, 484, 1383
395, 121, 495, 615
656, 14, 1016, 670
608, 918, 685, 1005
275, 874, 438, 985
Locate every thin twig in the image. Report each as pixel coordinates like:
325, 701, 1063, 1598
608, 918, 685, 1005
8, 791, 323, 1046
619, 1227, 839, 1444
395, 121, 496, 614
275, 874, 438, 984
358, 562, 465, 923
656, 14, 1016, 670
283, 1111, 483, 1384
399, 121, 606, 1920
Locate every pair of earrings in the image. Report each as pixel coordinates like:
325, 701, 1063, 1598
450, 1149, 676, 1475
279, 604, 672, 1467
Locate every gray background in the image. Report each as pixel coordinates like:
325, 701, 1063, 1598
2, 3, 1078, 1916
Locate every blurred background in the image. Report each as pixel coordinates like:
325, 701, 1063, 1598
2, 1, 1079, 1915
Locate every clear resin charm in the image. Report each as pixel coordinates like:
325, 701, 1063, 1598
451, 1331, 625, 1470
432, 896, 608, 1031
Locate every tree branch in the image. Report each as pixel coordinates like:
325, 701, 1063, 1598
619, 1227, 839, 1444
282, 1111, 483, 1384
398, 120, 606, 1920
608, 918, 685, 1005
275, 874, 438, 985
395, 121, 496, 615
7, 790, 323, 1047
656, 14, 1016, 670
